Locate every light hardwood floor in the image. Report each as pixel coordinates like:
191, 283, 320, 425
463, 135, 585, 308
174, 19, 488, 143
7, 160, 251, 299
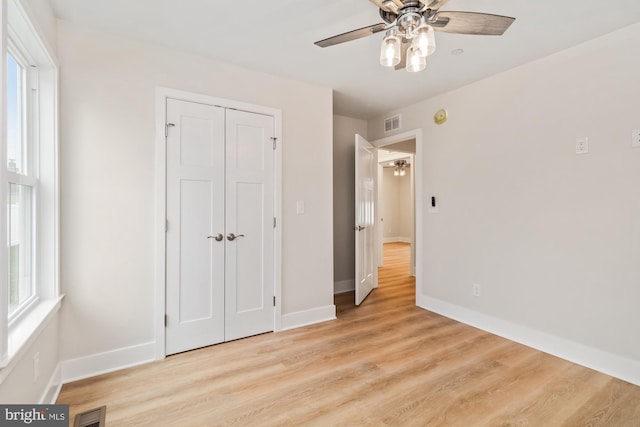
57, 243, 640, 426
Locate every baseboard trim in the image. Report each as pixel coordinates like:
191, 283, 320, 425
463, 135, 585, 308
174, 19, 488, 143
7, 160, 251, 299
40, 363, 62, 404
60, 342, 156, 385
280, 305, 336, 331
417, 294, 640, 387
334, 279, 355, 294
383, 237, 411, 243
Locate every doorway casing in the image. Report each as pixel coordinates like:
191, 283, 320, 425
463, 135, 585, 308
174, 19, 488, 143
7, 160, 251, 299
153, 87, 283, 360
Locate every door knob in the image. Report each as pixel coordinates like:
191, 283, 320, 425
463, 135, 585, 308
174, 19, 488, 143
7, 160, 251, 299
354, 226, 365, 231
227, 233, 245, 241
207, 233, 224, 242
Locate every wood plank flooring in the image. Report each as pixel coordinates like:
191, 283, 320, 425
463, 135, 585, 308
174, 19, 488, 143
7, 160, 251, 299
57, 243, 640, 426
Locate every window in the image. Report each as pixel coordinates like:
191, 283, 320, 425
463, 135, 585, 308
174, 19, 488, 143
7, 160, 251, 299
6, 48, 38, 321
0, 0, 59, 371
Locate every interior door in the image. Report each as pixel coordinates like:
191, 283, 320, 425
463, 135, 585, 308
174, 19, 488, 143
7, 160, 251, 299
355, 134, 378, 305
224, 109, 275, 341
165, 99, 275, 354
165, 98, 226, 355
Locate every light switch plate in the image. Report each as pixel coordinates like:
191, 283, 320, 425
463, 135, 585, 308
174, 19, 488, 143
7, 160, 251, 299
632, 129, 640, 148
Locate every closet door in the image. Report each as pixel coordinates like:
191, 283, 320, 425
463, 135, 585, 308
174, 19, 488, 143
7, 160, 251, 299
165, 99, 226, 355
224, 109, 275, 341
165, 99, 275, 355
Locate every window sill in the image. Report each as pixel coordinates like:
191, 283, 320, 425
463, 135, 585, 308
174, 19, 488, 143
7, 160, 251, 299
0, 295, 64, 384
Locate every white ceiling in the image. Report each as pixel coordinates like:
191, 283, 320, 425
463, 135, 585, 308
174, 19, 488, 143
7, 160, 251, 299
49, 0, 640, 119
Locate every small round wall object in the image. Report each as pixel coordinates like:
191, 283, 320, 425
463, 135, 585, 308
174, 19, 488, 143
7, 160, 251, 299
434, 108, 447, 125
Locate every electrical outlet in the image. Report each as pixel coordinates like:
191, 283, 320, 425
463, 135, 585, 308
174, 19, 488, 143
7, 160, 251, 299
632, 129, 640, 148
576, 137, 589, 154
472, 284, 481, 297
33, 352, 40, 383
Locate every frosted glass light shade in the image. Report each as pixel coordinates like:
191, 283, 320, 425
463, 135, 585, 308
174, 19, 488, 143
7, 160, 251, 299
412, 24, 436, 57
380, 32, 401, 67
406, 46, 426, 72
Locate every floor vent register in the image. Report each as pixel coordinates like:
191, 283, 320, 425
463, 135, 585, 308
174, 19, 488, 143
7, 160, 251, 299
74, 406, 107, 427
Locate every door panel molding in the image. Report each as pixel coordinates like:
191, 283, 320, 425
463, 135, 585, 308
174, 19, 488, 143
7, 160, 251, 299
154, 87, 282, 360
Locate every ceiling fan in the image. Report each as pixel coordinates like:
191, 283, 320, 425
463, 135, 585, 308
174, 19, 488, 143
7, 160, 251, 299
314, 0, 515, 72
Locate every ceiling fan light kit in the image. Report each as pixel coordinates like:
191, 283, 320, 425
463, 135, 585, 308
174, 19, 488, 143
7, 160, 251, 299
315, 0, 515, 73
393, 159, 408, 176
381, 15, 436, 71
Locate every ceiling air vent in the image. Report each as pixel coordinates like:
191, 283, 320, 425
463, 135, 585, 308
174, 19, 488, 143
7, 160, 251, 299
384, 114, 401, 133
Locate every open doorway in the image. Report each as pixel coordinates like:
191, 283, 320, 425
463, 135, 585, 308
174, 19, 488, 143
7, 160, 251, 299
336, 134, 419, 315
333, 125, 423, 313
377, 142, 416, 280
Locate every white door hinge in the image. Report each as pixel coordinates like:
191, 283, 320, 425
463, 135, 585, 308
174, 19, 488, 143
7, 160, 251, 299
165, 314, 168, 327
273, 296, 276, 307
271, 137, 277, 150
165, 219, 169, 232
273, 217, 276, 229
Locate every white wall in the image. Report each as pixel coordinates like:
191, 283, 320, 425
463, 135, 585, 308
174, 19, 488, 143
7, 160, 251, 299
333, 115, 367, 292
381, 167, 412, 242
57, 21, 334, 363
368, 24, 640, 382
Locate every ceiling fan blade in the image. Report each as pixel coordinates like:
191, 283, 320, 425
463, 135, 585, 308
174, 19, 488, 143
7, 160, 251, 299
431, 11, 515, 36
314, 23, 387, 48
423, 0, 450, 11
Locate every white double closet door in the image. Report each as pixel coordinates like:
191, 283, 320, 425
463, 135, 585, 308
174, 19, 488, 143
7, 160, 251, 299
165, 98, 275, 355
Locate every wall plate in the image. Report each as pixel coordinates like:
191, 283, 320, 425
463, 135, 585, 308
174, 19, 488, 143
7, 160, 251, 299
576, 137, 588, 154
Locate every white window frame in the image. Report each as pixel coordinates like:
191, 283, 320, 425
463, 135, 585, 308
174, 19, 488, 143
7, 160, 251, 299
0, 0, 60, 382
6, 40, 39, 323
